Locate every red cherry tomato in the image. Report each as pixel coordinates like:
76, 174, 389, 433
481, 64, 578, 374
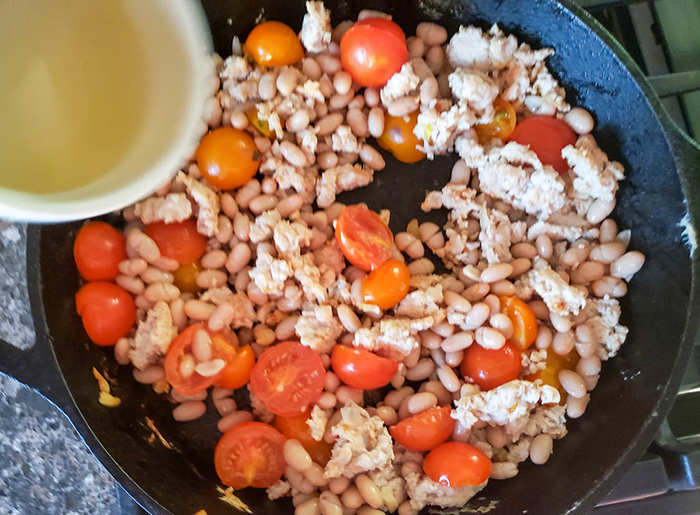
335, 205, 395, 271
331, 345, 399, 390
389, 406, 454, 451
214, 421, 287, 489
73, 221, 127, 281
423, 442, 492, 487
144, 219, 208, 265
508, 115, 577, 174
275, 412, 333, 465
461, 343, 522, 391
499, 296, 538, 351
340, 18, 408, 87
249, 341, 326, 417
75, 282, 135, 346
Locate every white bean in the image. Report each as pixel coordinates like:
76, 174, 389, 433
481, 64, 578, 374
564, 107, 595, 135
416, 22, 448, 46
172, 401, 206, 422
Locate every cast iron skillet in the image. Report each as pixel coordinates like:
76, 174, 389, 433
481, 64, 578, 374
1, 0, 700, 514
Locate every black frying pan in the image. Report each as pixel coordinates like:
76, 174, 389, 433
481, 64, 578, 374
1, 0, 700, 514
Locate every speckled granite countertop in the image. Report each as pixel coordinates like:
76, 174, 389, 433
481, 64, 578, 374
0, 223, 119, 515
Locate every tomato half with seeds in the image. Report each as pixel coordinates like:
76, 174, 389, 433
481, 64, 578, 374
215, 421, 287, 489
499, 296, 537, 351
423, 442, 492, 487
276, 412, 333, 465
508, 115, 577, 174
196, 127, 260, 190
75, 282, 136, 346
216, 339, 256, 390
474, 98, 517, 144
331, 345, 399, 390
144, 219, 207, 265
340, 18, 408, 87
461, 342, 522, 391
389, 406, 454, 451
362, 259, 410, 310
378, 111, 425, 163
250, 341, 326, 417
244, 21, 304, 67
73, 221, 127, 281
335, 205, 395, 271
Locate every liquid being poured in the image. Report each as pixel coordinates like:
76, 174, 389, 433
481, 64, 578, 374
0, 1, 148, 194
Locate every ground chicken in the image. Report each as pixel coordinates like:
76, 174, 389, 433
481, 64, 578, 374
295, 304, 343, 353
129, 301, 178, 370
307, 405, 331, 442
527, 218, 600, 242
380, 63, 420, 105
312, 241, 346, 275
249, 209, 282, 243
262, 157, 318, 199
414, 101, 478, 158
449, 68, 499, 114
296, 79, 325, 105
521, 349, 548, 375
266, 480, 291, 500
404, 471, 487, 511
316, 163, 374, 208
583, 296, 629, 360
527, 257, 587, 316
297, 128, 318, 155
248, 385, 275, 423
479, 205, 514, 264
562, 134, 626, 202
368, 465, 406, 512
249, 252, 293, 296
421, 183, 481, 223
220, 55, 251, 83
133, 193, 192, 225
289, 252, 330, 303
395, 284, 444, 319
353, 317, 436, 359
176, 172, 220, 236
274, 220, 312, 256
447, 24, 517, 71
300, 1, 332, 53
331, 125, 360, 154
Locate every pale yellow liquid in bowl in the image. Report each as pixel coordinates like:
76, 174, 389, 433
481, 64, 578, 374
0, 1, 149, 194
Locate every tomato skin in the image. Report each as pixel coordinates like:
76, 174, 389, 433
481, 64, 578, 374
461, 343, 522, 391
362, 260, 410, 310
276, 412, 333, 465
423, 442, 492, 487
335, 205, 395, 271
331, 345, 399, 390
250, 341, 326, 417
216, 341, 256, 390
525, 350, 579, 401
499, 296, 537, 351
73, 222, 127, 281
75, 282, 136, 346
195, 127, 260, 190
165, 324, 222, 395
508, 115, 577, 174
215, 421, 287, 489
475, 98, 517, 144
244, 21, 304, 67
172, 261, 202, 294
144, 219, 207, 265
389, 406, 454, 451
377, 111, 425, 163
340, 20, 408, 87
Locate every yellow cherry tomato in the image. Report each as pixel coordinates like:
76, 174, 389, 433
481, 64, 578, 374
195, 127, 260, 190
499, 296, 538, 350
377, 111, 425, 163
525, 351, 579, 402
474, 97, 517, 144
245, 107, 272, 137
244, 21, 304, 67
173, 261, 202, 294
361, 259, 410, 310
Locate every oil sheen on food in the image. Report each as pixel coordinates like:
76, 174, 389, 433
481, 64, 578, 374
0, 1, 148, 194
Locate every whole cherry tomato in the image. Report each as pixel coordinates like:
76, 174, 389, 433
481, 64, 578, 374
73, 221, 127, 281
196, 127, 260, 190
75, 282, 135, 346
244, 21, 304, 67
423, 442, 492, 487
461, 343, 522, 391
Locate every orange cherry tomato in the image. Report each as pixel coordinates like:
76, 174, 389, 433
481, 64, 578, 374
331, 345, 399, 390
361, 259, 410, 310
499, 296, 537, 351
340, 18, 408, 87
508, 115, 577, 174
172, 261, 203, 294
474, 98, 517, 144
244, 21, 304, 67
525, 350, 579, 401
215, 421, 287, 489
461, 343, 522, 391
73, 221, 127, 281
389, 406, 454, 451
423, 442, 492, 487
275, 412, 333, 465
195, 127, 260, 190
335, 205, 395, 271
245, 107, 272, 138
216, 339, 256, 390
144, 219, 207, 265
75, 282, 135, 346
249, 341, 326, 417
377, 111, 425, 163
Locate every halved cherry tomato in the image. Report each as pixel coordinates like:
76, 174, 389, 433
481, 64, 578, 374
362, 259, 410, 310
165, 324, 221, 395
75, 282, 136, 346
144, 219, 207, 265
423, 442, 492, 487
331, 345, 399, 390
245, 107, 272, 138
244, 21, 304, 67
73, 221, 127, 281
173, 261, 203, 294
525, 350, 579, 401
340, 18, 408, 87
499, 296, 537, 351
275, 412, 333, 465
215, 421, 286, 489
474, 98, 517, 144
508, 115, 577, 174
195, 127, 260, 190
250, 341, 326, 417
389, 406, 454, 451
461, 343, 522, 391
378, 111, 425, 163
335, 205, 395, 271
216, 338, 256, 390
